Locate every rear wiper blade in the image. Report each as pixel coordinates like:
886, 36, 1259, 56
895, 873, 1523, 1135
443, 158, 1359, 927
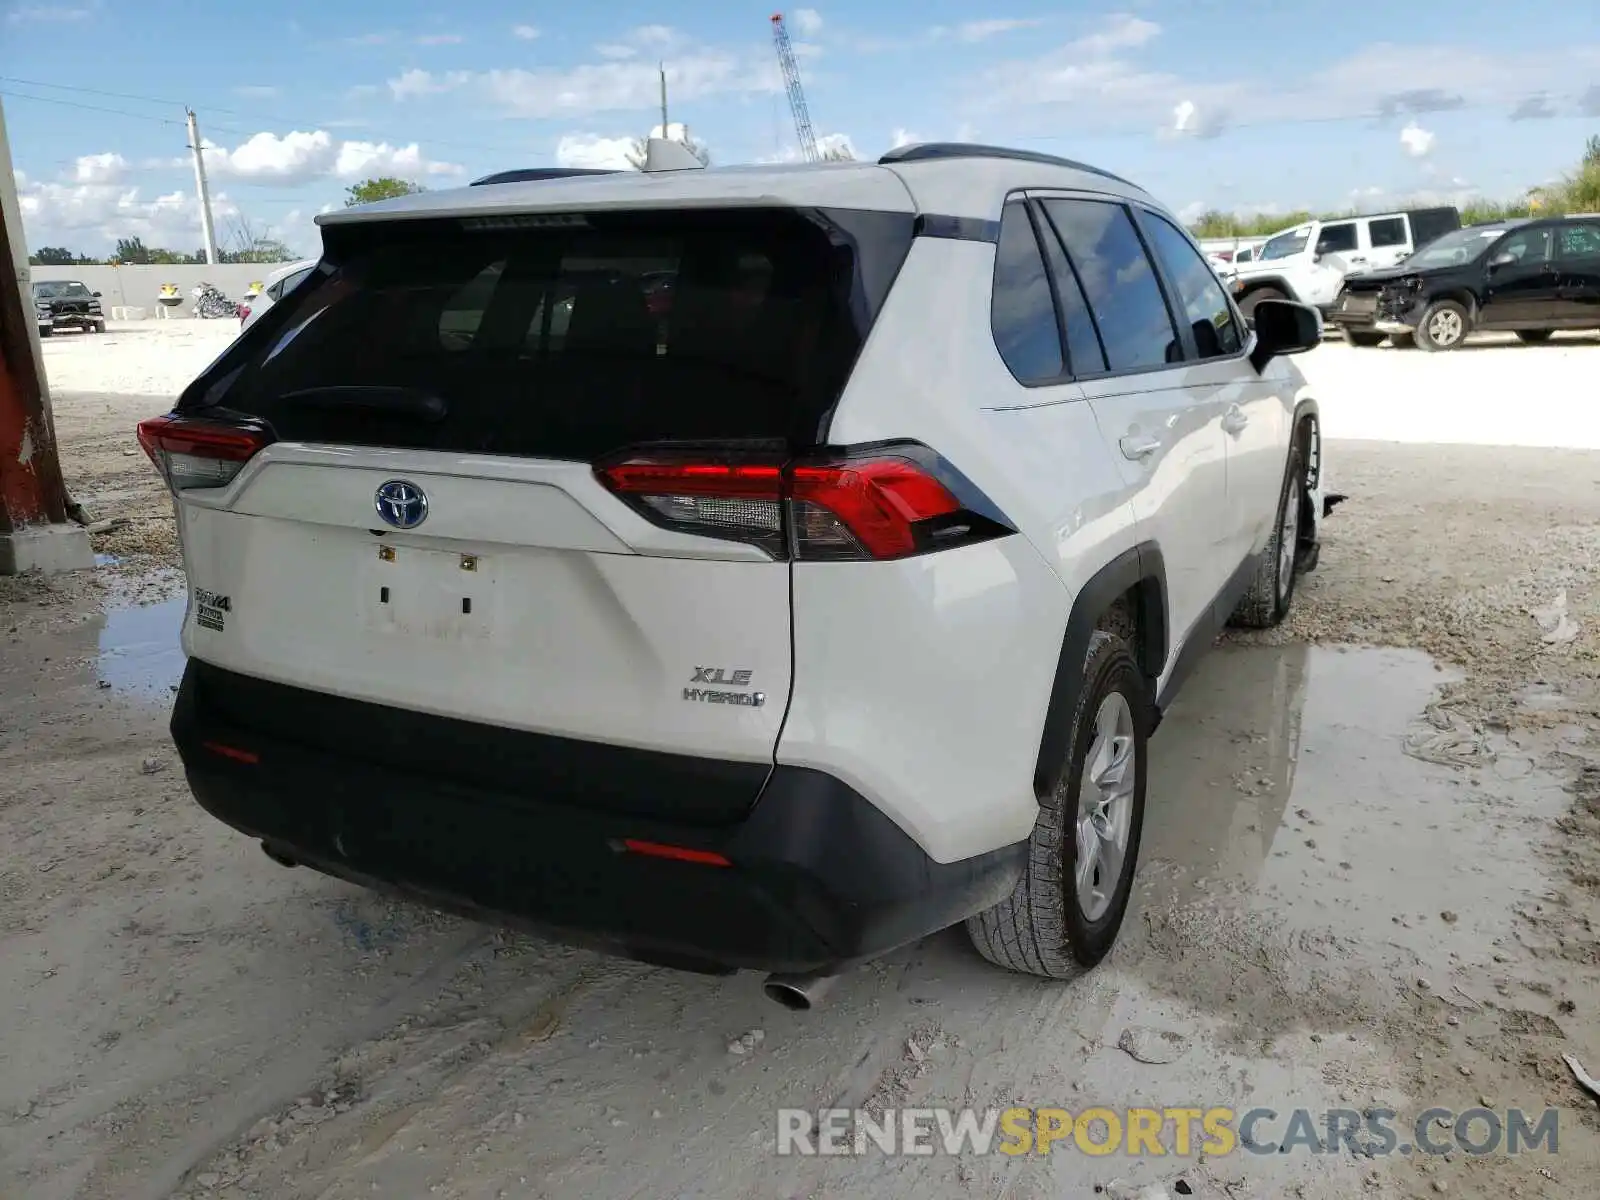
278, 386, 447, 422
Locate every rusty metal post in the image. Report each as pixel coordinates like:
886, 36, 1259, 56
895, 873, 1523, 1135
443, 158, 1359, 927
0, 95, 93, 574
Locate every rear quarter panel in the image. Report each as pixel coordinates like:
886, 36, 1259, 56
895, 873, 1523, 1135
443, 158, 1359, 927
780, 238, 1142, 863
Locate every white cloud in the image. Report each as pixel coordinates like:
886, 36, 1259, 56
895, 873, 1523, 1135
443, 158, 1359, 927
936, 18, 1046, 43
5, 5, 90, 23
792, 8, 824, 36
416, 33, 463, 46
345, 31, 393, 46
595, 43, 637, 59
631, 24, 678, 47
1509, 94, 1555, 121
202, 130, 463, 185
816, 132, 856, 159
513, 24, 540, 40
1175, 200, 1207, 224
1399, 121, 1435, 158
17, 174, 244, 255
1581, 85, 1600, 117
1074, 14, 1159, 56
555, 134, 638, 170
73, 153, 128, 185
1170, 97, 1229, 139
388, 68, 472, 100
890, 128, 919, 149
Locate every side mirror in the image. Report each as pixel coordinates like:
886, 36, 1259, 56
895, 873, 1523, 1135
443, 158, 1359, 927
1249, 299, 1322, 371
92, 291, 102, 297
1487, 253, 1515, 270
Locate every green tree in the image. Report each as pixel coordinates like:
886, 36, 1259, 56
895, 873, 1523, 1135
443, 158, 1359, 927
29, 246, 78, 265
344, 177, 425, 206
114, 236, 152, 265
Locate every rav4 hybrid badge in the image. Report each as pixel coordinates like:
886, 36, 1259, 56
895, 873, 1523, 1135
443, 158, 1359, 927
374, 479, 429, 530
683, 667, 765, 708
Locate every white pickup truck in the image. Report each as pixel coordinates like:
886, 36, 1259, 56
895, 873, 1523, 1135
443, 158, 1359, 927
1223, 207, 1461, 318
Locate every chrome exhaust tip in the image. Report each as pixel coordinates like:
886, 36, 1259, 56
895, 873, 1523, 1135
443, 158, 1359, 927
762, 972, 837, 1011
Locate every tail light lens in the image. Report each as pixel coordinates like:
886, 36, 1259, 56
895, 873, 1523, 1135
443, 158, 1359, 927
597, 444, 1012, 561
136, 415, 273, 491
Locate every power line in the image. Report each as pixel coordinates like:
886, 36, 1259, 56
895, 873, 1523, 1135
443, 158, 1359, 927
0, 73, 536, 160
0, 89, 182, 125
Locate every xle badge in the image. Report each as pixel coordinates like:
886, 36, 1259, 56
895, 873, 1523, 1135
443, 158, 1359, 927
195, 588, 231, 632
683, 667, 765, 708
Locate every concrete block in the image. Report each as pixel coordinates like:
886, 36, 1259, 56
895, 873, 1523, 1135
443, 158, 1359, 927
111, 306, 149, 321
0, 523, 96, 575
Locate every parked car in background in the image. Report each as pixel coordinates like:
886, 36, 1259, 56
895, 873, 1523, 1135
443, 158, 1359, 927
31, 280, 105, 334
1329, 215, 1600, 350
1225, 208, 1461, 318
238, 259, 318, 332
34, 292, 53, 338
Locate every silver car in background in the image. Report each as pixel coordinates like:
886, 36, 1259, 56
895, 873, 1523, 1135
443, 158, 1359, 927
239, 259, 318, 332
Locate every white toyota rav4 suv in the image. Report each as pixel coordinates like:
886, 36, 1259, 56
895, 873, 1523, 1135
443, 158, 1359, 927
139, 142, 1328, 1008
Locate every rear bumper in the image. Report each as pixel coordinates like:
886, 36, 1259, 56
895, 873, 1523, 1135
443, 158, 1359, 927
171, 660, 1024, 975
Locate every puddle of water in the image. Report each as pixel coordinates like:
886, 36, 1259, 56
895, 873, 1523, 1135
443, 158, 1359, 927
97, 596, 186, 699
1138, 644, 1568, 989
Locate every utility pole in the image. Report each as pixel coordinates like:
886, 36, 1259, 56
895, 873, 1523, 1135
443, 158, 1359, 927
0, 95, 93, 573
186, 108, 219, 266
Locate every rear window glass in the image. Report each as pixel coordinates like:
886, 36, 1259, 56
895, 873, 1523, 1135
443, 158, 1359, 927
197, 208, 911, 460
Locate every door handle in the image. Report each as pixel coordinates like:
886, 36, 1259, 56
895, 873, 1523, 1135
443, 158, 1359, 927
1119, 434, 1161, 460
1221, 406, 1249, 435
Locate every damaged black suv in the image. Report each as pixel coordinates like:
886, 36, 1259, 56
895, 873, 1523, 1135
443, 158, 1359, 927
1329, 215, 1600, 350
31, 279, 106, 335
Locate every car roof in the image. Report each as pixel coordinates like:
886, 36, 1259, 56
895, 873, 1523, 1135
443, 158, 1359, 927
317, 147, 1158, 228
263, 258, 318, 284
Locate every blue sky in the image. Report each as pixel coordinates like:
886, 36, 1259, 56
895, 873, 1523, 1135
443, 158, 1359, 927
4, 0, 1598, 255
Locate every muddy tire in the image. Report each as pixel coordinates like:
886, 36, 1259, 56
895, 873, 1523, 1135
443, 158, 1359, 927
1230, 445, 1305, 629
1340, 328, 1385, 347
967, 631, 1148, 980
1515, 329, 1552, 345
1416, 300, 1469, 351
1238, 286, 1288, 320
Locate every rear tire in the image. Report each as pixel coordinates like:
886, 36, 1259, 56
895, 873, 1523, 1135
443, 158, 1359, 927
1340, 328, 1385, 347
1239, 286, 1288, 320
1230, 446, 1305, 629
1416, 300, 1469, 351
967, 631, 1148, 980
1515, 329, 1552, 345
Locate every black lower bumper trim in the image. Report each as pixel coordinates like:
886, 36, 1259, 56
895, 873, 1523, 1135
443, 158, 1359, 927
171, 661, 1025, 974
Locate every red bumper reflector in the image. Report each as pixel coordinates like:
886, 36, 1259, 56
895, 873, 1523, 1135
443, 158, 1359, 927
203, 740, 259, 764
620, 838, 731, 867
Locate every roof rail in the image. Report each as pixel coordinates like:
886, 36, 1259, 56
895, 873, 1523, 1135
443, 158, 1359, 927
469, 167, 620, 186
878, 142, 1136, 188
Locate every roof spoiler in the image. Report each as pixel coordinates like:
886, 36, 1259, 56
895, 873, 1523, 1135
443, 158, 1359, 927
641, 137, 705, 173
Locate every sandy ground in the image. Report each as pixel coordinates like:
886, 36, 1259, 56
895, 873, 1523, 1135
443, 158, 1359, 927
2, 322, 1599, 1199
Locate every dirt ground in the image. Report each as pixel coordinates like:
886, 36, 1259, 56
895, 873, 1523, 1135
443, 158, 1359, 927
2, 322, 1599, 1200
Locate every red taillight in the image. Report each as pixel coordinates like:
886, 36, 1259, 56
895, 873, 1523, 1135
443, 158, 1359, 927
596, 446, 1003, 561
620, 838, 731, 867
136, 415, 273, 492
202, 740, 259, 764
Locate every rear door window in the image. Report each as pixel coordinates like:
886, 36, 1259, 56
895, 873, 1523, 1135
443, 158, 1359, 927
197, 209, 912, 460
1368, 218, 1406, 248
1040, 199, 1180, 373
1557, 222, 1600, 260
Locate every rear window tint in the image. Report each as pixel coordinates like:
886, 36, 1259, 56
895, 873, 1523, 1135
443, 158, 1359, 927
196, 208, 912, 460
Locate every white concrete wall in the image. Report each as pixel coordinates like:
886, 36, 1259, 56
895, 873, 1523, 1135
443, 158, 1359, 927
29, 263, 296, 316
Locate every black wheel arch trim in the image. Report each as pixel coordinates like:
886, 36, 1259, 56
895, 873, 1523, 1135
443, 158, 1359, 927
1033, 542, 1167, 801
